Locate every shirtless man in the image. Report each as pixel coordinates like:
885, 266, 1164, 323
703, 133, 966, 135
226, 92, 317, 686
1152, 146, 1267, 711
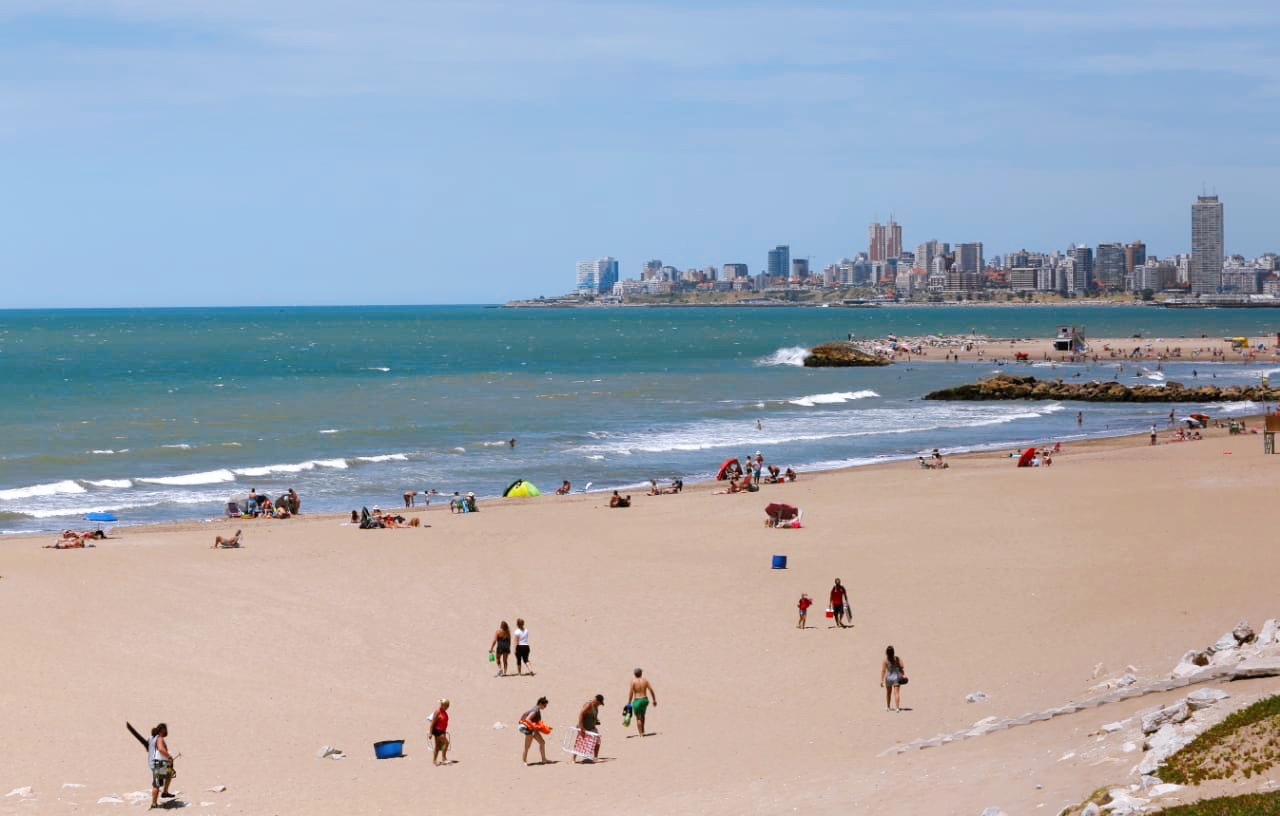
626, 668, 657, 737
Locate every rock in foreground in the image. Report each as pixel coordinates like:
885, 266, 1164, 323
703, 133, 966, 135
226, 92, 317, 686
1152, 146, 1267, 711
923, 373, 1280, 402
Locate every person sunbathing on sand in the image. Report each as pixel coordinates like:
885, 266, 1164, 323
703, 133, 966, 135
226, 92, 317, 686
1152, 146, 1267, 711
45, 534, 88, 549
609, 491, 631, 508
647, 479, 660, 496
714, 478, 743, 495
555, 480, 571, 495
213, 529, 243, 548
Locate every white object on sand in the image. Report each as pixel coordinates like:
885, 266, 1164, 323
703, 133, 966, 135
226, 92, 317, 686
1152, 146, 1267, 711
5, 787, 33, 798
965, 691, 988, 703
96, 796, 124, 805
206, 785, 227, 793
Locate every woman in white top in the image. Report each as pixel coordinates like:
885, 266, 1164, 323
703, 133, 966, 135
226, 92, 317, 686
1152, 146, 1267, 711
514, 618, 533, 676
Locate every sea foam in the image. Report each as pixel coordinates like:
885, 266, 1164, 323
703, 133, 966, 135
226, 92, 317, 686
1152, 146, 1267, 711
233, 459, 349, 477
787, 390, 879, 407
0, 480, 87, 501
756, 346, 810, 367
136, 469, 236, 486
85, 479, 133, 489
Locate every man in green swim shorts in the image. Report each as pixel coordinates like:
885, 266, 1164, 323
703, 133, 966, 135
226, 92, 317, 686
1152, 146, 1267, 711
627, 668, 658, 737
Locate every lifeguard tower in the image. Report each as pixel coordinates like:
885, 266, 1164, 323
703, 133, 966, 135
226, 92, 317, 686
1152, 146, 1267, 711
1266, 414, 1280, 455
1053, 325, 1086, 353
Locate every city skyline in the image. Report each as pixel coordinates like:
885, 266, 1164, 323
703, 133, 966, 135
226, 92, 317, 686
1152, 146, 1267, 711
2, 2, 1280, 307
577, 192, 1280, 300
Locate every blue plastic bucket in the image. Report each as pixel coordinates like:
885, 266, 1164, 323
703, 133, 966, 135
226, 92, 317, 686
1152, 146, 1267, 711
771, 554, 787, 569
373, 740, 405, 759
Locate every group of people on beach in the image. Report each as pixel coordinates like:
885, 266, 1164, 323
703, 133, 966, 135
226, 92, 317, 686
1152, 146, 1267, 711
44, 528, 106, 548
797, 580, 908, 711
716, 452, 796, 494
238, 488, 300, 519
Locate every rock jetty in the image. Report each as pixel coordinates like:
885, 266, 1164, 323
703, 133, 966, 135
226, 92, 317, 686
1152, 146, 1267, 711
923, 373, 1280, 403
803, 342, 891, 367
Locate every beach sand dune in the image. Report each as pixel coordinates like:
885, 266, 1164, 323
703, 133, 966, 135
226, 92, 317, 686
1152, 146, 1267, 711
2, 427, 1278, 814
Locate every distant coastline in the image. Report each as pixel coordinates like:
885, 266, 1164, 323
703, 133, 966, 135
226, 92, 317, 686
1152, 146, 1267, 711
502, 296, 1157, 309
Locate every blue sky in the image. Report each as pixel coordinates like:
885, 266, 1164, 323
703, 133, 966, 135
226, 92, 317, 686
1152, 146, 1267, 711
2, 0, 1278, 306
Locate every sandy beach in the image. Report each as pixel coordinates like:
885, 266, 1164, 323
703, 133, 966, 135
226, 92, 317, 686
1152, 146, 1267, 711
868, 334, 1280, 364
2, 421, 1279, 815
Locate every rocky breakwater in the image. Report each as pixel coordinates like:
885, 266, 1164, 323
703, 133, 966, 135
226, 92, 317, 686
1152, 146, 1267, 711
924, 373, 1280, 403
803, 342, 892, 367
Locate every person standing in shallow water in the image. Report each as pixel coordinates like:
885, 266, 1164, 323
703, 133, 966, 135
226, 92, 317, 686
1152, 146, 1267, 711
881, 645, 906, 711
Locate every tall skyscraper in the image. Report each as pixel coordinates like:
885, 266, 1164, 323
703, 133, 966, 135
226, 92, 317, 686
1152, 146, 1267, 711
1069, 245, 1094, 292
767, 245, 790, 279
1124, 241, 1147, 279
955, 242, 984, 274
1191, 195, 1224, 295
868, 220, 902, 263
791, 258, 810, 280
723, 263, 749, 279
576, 257, 619, 295
1095, 243, 1126, 291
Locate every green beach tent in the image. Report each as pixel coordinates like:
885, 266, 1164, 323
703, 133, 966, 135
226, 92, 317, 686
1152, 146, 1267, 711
502, 479, 541, 498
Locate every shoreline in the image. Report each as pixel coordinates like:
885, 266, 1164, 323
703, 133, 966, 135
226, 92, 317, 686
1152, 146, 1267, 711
5, 415, 1258, 546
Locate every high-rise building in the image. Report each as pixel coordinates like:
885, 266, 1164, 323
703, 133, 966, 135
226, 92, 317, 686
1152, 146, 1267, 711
1069, 245, 1094, 292
1095, 243, 1126, 291
955, 242, 984, 275
576, 257, 619, 295
641, 260, 663, 281
767, 245, 790, 279
723, 263, 749, 280
791, 258, 810, 280
1124, 241, 1147, 280
869, 220, 903, 263
914, 240, 945, 273
1191, 195, 1224, 295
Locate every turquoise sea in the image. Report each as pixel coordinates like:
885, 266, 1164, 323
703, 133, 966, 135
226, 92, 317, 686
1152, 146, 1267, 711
2, 304, 1277, 534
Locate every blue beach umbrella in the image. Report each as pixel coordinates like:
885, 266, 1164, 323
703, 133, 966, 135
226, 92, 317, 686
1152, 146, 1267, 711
85, 512, 118, 522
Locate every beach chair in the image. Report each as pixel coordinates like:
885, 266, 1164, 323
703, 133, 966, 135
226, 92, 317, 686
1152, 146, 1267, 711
224, 501, 241, 518
562, 727, 600, 760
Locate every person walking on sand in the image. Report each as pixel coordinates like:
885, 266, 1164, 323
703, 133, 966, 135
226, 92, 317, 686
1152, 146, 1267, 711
490, 621, 512, 676
514, 618, 533, 675
830, 578, 851, 628
147, 723, 175, 808
575, 694, 604, 763
626, 668, 657, 737
1150, 424, 1158, 446
880, 645, 906, 711
797, 593, 813, 628
430, 699, 451, 765
520, 696, 550, 764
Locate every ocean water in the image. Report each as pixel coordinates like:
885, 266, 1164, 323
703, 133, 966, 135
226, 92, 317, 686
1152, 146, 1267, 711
2, 304, 1277, 534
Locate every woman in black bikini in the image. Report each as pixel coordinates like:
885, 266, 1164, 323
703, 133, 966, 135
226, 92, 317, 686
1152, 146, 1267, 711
490, 621, 512, 676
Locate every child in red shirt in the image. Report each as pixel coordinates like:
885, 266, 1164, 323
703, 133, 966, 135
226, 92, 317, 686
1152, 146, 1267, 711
797, 593, 813, 629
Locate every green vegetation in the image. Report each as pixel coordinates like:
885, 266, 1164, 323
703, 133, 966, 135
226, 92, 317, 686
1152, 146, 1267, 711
1161, 695, 1280, 784
1156, 791, 1280, 815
